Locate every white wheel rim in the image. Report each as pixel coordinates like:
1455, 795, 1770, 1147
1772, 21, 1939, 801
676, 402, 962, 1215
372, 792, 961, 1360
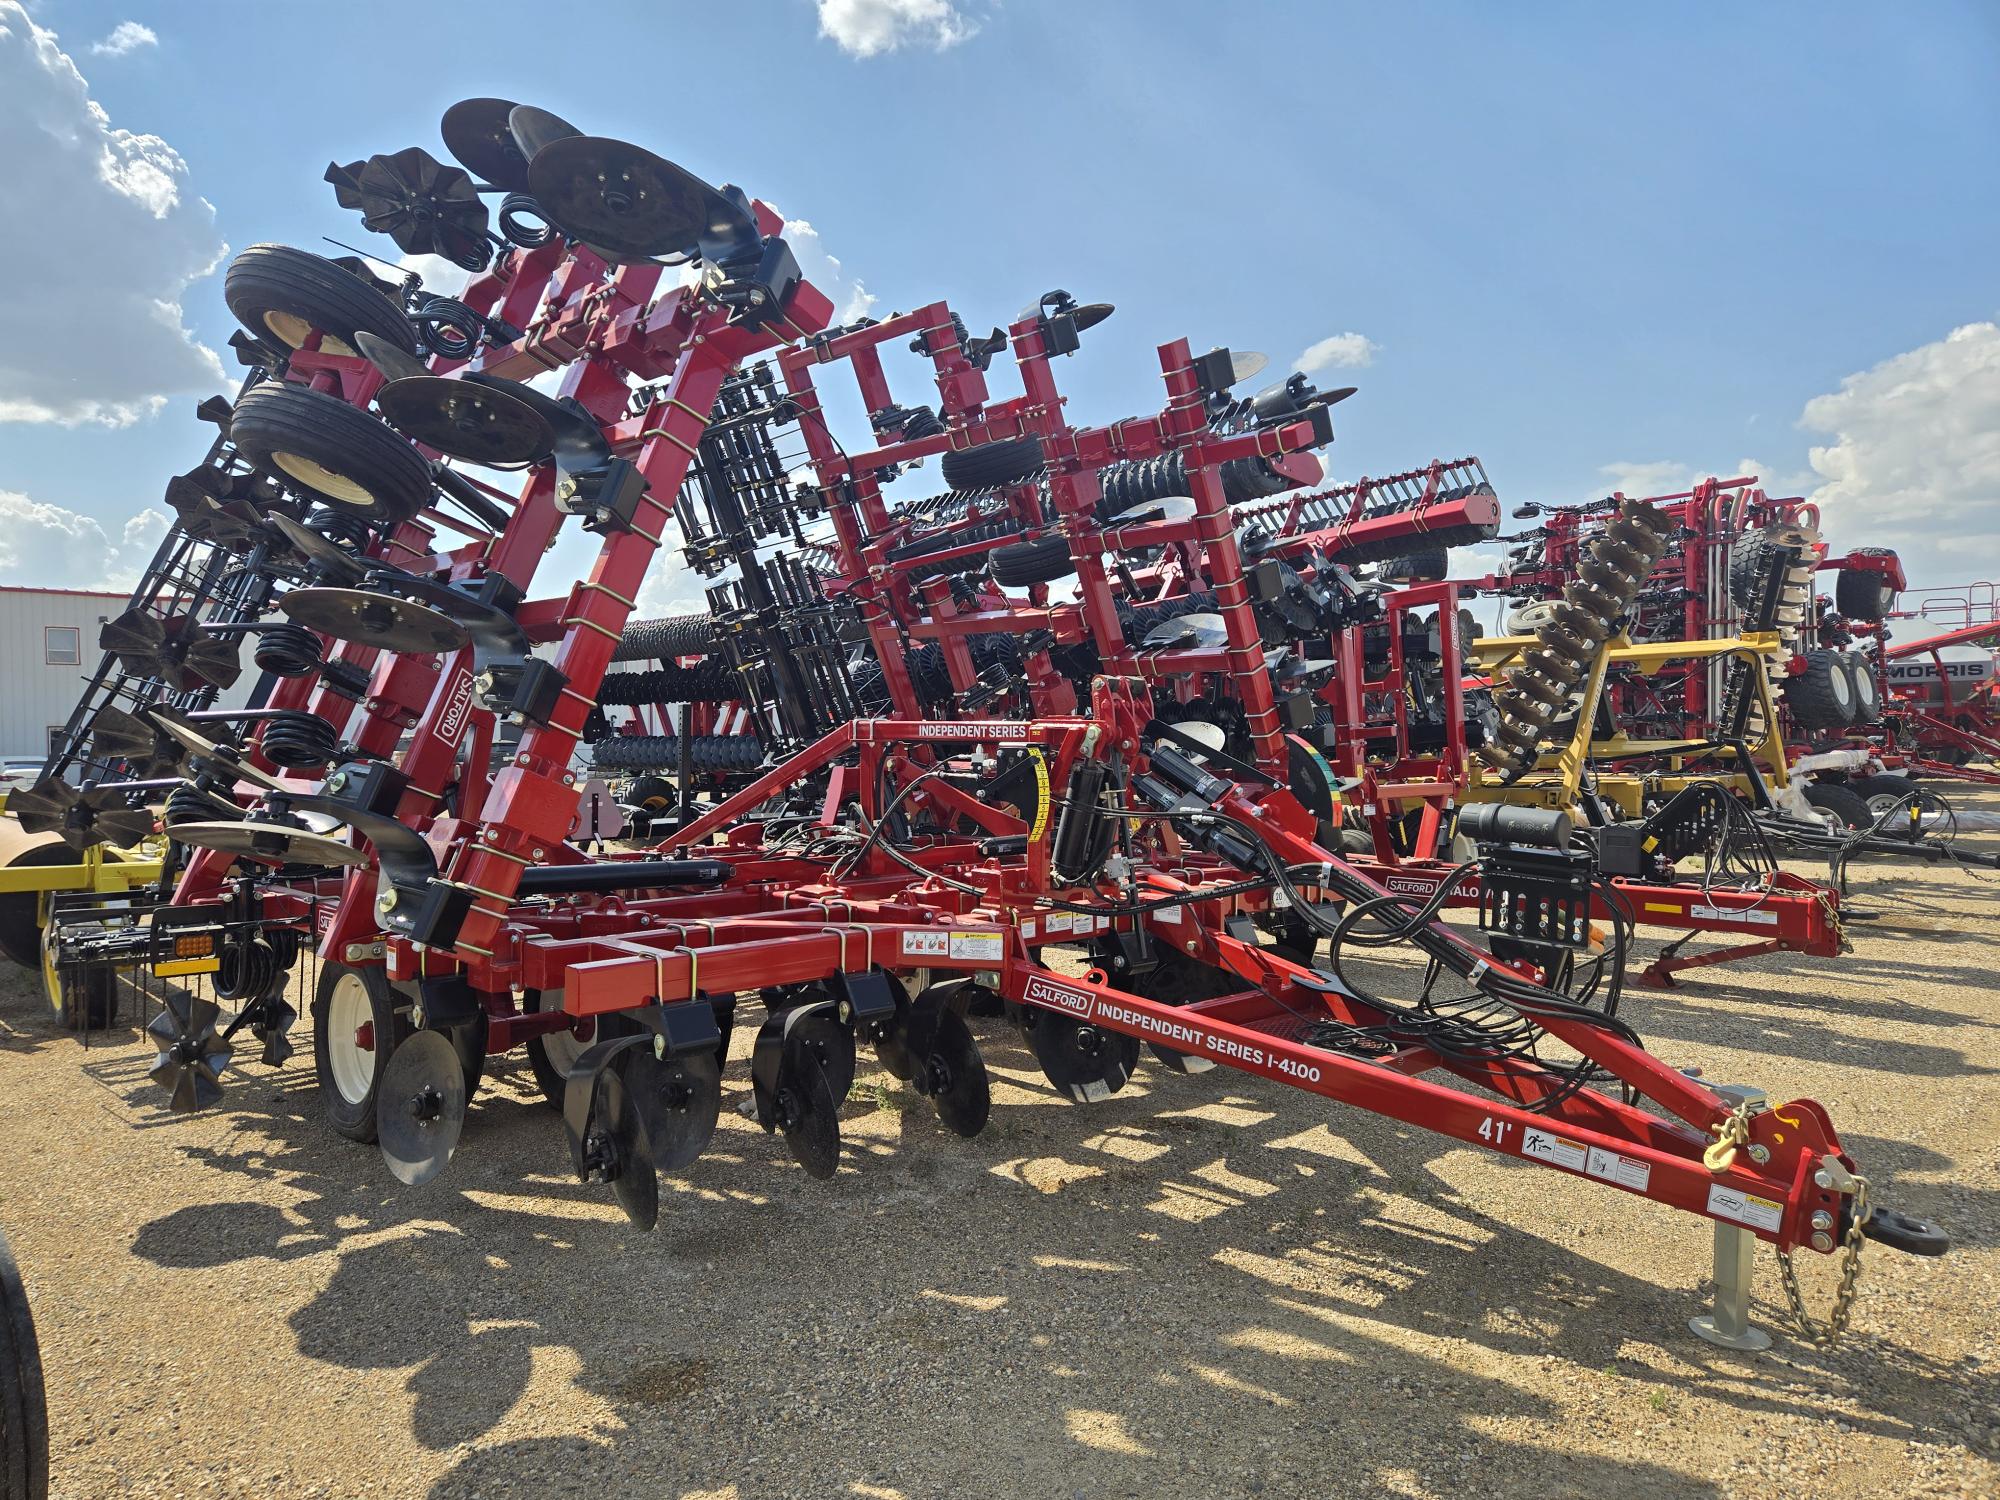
535, 991, 595, 1079
273, 451, 379, 509
326, 972, 376, 1103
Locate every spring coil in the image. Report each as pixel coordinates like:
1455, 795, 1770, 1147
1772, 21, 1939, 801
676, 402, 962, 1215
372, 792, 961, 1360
497, 193, 557, 248
163, 783, 226, 829
410, 293, 485, 361
253, 622, 324, 678
1719, 524, 1821, 740
214, 936, 278, 1003
1479, 499, 1675, 778
307, 507, 374, 552
259, 711, 340, 771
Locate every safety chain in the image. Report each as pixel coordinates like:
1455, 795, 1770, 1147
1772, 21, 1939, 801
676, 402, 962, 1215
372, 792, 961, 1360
1702, 1100, 1754, 1172
1775, 1172, 1870, 1347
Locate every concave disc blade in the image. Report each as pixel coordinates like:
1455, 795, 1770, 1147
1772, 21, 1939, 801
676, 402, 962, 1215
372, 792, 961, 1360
442, 97, 532, 190
600, 1067, 659, 1230
264, 514, 367, 580
7, 780, 76, 837
281, 588, 470, 654
355, 331, 430, 384
1228, 350, 1268, 386
924, 1010, 990, 1139
375, 377, 553, 466
777, 1045, 842, 1180
1027, 1014, 1140, 1102
1141, 611, 1230, 651
508, 104, 584, 164
527, 135, 755, 261
167, 821, 366, 869
1072, 302, 1115, 331
376, 1030, 467, 1186
624, 1047, 722, 1174
785, 1012, 855, 1107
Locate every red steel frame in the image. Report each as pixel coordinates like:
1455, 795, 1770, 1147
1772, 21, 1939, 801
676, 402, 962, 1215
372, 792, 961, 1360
160, 182, 1888, 1266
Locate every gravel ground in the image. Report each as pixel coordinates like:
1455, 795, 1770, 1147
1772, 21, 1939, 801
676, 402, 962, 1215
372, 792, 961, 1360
1, 813, 1997, 1499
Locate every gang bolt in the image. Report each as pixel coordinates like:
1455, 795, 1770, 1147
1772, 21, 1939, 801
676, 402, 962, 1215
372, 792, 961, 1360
1811, 1210, 1835, 1231
1810, 1231, 1834, 1253
1748, 1144, 1770, 1165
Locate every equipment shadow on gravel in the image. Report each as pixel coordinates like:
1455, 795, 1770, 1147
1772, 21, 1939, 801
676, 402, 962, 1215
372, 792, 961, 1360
121, 1013, 1993, 1499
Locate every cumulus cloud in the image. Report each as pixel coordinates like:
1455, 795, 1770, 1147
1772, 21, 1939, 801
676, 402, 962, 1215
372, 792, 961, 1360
1800, 321, 2000, 588
0, 2, 226, 427
780, 214, 877, 324
89, 20, 155, 56
1294, 332, 1377, 375
816, 0, 975, 58
0, 489, 168, 591
1594, 457, 1811, 501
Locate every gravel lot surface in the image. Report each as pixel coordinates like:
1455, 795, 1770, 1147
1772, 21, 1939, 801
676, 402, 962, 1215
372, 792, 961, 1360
1, 817, 1996, 1498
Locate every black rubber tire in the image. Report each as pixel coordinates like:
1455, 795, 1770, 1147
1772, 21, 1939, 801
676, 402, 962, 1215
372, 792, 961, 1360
1803, 781, 1871, 830
1851, 774, 1918, 820
311, 962, 410, 1143
1784, 648, 1857, 732
224, 243, 419, 356
0, 1224, 49, 1500
612, 613, 717, 663
229, 382, 433, 521
41, 920, 116, 1030
940, 436, 1044, 492
1844, 653, 1881, 724
991, 534, 1077, 587
1836, 551, 1896, 622
0, 844, 72, 971
887, 515, 1025, 579
1379, 549, 1449, 583
626, 775, 675, 812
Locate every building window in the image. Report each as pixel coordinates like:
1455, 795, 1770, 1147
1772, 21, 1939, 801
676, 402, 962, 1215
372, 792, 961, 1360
45, 626, 81, 666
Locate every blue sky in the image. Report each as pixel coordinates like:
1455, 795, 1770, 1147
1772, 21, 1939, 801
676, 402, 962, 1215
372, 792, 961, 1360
2, 0, 1996, 604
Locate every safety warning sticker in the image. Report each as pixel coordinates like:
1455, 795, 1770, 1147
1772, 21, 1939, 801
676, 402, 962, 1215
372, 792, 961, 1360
1585, 1145, 1652, 1192
1707, 1183, 1784, 1233
1520, 1126, 1588, 1173
948, 931, 1004, 962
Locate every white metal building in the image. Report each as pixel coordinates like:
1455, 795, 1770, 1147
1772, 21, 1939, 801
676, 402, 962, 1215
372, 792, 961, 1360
0, 586, 256, 764
0, 586, 129, 762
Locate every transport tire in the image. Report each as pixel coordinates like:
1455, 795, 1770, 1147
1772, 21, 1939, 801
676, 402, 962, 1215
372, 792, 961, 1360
990, 534, 1076, 587
0, 844, 75, 971
940, 436, 1043, 492
1852, 773, 1918, 821
1844, 653, 1882, 724
230, 382, 433, 521
1783, 648, 1856, 732
1803, 781, 1871, 831
0, 1224, 50, 1500
224, 243, 419, 357
312, 962, 410, 1142
887, 516, 1024, 579
625, 776, 675, 814
1379, 549, 1449, 583
1835, 551, 1897, 622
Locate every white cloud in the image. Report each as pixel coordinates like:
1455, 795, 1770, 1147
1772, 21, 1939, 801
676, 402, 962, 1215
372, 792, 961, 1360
89, 20, 155, 56
780, 214, 877, 324
1593, 457, 1814, 503
632, 558, 709, 621
0, 488, 166, 590
1800, 321, 2000, 589
816, 0, 975, 58
0, 2, 225, 426
393, 251, 471, 298
1294, 332, 1377, 375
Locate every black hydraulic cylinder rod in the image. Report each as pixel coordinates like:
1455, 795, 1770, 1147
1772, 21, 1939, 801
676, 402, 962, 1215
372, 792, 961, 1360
515, 859, 735, 894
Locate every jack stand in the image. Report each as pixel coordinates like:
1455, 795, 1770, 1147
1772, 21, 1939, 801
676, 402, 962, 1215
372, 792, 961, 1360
1688, 1221, 1772, 1352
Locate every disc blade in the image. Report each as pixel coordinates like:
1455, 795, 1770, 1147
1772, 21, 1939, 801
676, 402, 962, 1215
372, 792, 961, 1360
183, 633, 243, 691
1026, 1013, 1141, 1102
625, 1047, 722, 1173
90, 708, 156, 767
1108, 495, 1196, 525
376, 1030, 468, 1186
786, 1012, 855, 1107
777, 1046, 842, 1180
442, 97, 532, 190
601, 1067, 659, 1230
6, 780, 76, 836
1072, 302, 1115, 332
98, 608, 165, 665
1140, 611, 1230, 651
527, 135, 756, 261
925, 1010, 990, 1139
508, 104, 583, 164
82, 801, 157, 849
375, 377, 553, 466
280, 588, 470, 654
1229, 350, 1269, 386
167, 821, 366, 869
355, 331, 431, 384
264, 513, 368, 581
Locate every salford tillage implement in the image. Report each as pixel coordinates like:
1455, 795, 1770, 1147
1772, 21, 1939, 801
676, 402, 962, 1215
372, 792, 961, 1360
31, 99, 1949, 1351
